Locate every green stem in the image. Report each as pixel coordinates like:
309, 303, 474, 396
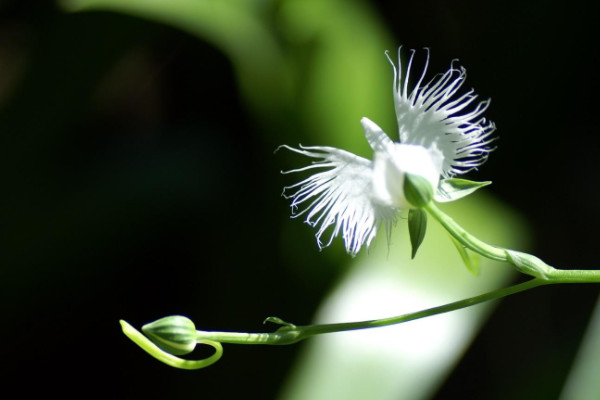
192, 267, 600, 348
122, 201, 600, 369
123, 271, 600, 369
546, 268, 600, 283
194, 278, 546, 345
424, 202, 600, 283
424, 202, 506, 261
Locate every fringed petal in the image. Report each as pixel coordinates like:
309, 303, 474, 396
279, 47, 495, 255
280, 145, 397, 256
387, 48, 496, 177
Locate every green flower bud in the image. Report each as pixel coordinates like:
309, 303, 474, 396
403, 173, 434, 209
142, 315, 197, 356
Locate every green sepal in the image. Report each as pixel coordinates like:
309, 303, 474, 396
449, 235, 480, 276
434, 179, 491, 203
408, 209, 427, 259
142, 315, 197, 356
404, 173, 434, 209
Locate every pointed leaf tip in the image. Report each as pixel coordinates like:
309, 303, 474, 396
435, 179, 491, 203
449, 235, 481, 276
408, 209, 427, 259
264, 316, 296, 328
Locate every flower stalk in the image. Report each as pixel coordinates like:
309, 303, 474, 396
121, 279, 545, 369
121, 203, 600, 369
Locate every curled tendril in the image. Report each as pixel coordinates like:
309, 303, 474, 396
120, 320, 223, 370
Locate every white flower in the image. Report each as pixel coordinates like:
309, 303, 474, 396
282, 48, 496, 256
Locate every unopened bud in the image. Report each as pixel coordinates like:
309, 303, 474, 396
142, 315, 197, 356
404, 173, 434, 208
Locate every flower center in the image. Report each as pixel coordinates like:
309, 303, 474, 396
371, 143, 443, 208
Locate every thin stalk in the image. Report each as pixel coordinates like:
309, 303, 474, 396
546, 268, 600, 283
195, 278, 547, 345
122, 201, 600, 369
424, 202, 600, 283
424, 202, 506, 261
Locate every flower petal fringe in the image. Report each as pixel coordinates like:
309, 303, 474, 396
387, 48, 496, 177
280, 145, 397, 256
280, 47, 496, 255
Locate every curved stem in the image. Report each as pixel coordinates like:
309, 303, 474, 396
299, 278, 544, 336
120, 320, 223, 369
424, 202, 600, 282
424, 202, 506, 260
194, 278, 547, 345
122, 201, 600, 369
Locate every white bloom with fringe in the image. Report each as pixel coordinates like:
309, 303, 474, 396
281, 48, 496, 256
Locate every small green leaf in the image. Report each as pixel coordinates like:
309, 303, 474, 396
408, 209, 427, 259
449, 235, 481, 276
434, 179, 491, 203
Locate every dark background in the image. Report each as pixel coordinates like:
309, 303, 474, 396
1, 1, 598, 398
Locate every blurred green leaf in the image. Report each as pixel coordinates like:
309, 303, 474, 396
280, 194, 527, 400
61, 0, 293, 117
61, 0, 395, 155
278, 0, 394, 154
560, 294, 600, 399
